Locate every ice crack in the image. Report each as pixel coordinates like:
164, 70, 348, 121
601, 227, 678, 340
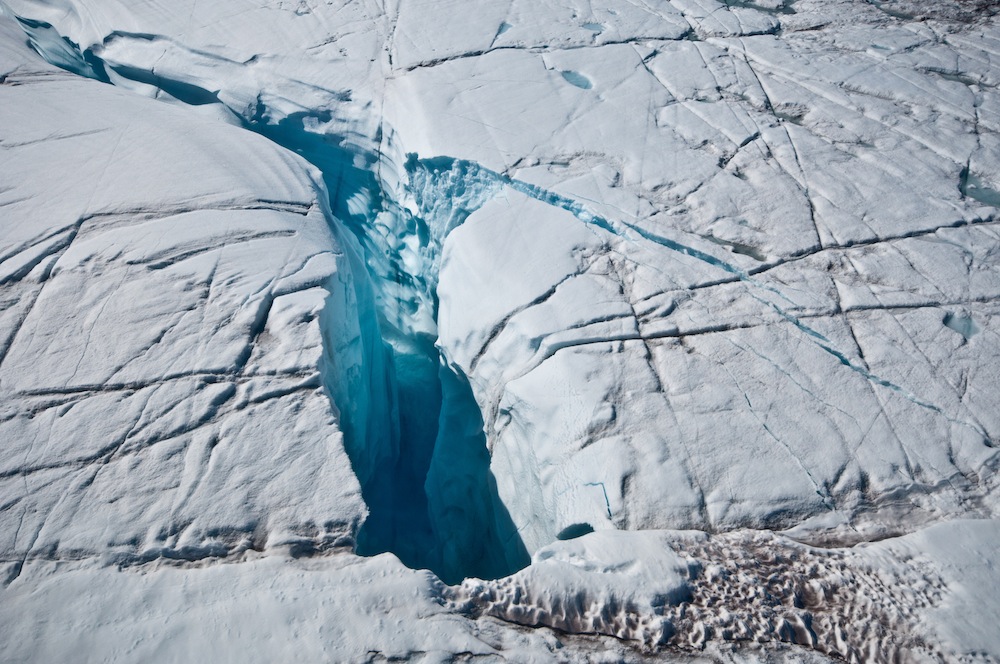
409, 154, 989, 442
5, 13, 530, 584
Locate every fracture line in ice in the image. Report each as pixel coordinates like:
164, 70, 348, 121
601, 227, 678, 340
2, 11, 528, 583
409, 154, 988, 441
584, 481, 613, 519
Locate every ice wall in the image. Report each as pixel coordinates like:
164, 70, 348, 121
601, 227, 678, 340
217, 86, 533, 584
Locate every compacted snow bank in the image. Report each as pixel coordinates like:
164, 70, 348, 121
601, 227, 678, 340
3, 0, 1000, 661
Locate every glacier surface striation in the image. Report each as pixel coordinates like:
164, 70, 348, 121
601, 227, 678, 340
2, 0, 1000, 661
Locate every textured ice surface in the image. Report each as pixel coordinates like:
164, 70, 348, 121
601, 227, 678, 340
3, 0, 1000, 661
0, 11, 366, 573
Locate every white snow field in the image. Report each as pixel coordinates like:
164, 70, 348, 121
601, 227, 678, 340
2, 0, 1000, 660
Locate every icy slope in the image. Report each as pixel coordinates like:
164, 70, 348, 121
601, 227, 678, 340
0, 10, 368, 574
2, 0, 1000, 661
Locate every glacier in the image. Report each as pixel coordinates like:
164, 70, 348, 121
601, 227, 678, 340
2, 0, 1000, 661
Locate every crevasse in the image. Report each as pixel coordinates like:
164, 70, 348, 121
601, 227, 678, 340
263, 115, 532, 582
244, 105, 530, 582
7, 10, 528, 583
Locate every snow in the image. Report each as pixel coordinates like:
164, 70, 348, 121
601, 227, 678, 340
0, 7, 366, 573
871, 519, 1000, 658
456, 531, 693, 646
0, 554, 503, 663
2, 0, 1000, 660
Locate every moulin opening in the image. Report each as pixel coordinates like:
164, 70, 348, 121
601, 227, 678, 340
7, 7, 529, 584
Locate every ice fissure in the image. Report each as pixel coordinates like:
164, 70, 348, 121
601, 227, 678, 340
4, 10, 528, 583
174, 104, 537, 584
298, 143, 532, 584
9, 2, 991, 586
234, 125, 538, 583
1, 8, 107, 82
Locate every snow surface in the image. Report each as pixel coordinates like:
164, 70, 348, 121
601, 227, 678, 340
2, 0, 1000, 660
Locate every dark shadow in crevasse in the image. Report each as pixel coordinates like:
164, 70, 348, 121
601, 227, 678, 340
246, 109, 530, 584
